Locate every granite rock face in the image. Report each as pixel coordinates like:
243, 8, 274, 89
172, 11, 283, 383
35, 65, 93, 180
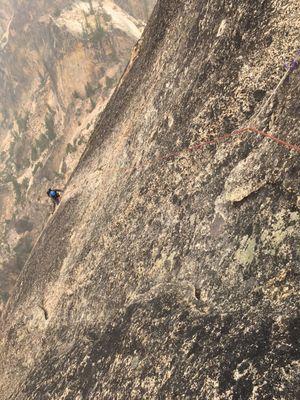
0, 0, 299, 399
0, 0, 154, 313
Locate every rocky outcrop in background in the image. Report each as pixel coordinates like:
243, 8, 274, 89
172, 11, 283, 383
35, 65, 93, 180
0, 0, 155, 313
0, 0, 299, 398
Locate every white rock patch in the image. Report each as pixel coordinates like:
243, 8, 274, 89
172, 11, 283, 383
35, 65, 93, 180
102, 0, 144, 40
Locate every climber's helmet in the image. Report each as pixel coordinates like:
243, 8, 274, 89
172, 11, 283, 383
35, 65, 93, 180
47, 188, 57, 198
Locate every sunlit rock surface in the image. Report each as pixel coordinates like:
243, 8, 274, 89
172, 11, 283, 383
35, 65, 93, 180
0, 0, 299, 399
0, 0, 155, 313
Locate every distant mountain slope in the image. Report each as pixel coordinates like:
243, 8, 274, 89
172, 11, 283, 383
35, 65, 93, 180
0, 0, 299, 399
0, 0, 155, 313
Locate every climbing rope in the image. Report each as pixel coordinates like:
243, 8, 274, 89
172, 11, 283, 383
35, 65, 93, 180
188, 127, 300, 154
254, 51, 299, 121
106, 126, 299, 176
101, 52, 300, 173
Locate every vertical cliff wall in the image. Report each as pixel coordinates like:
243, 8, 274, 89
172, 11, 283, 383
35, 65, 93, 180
0, 0, 154, 313
0, 0, 299, 399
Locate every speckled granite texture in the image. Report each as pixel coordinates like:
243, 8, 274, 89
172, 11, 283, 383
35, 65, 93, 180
0, 0, 299, 399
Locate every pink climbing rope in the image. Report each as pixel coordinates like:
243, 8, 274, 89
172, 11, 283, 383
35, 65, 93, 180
106, 126, 299, 174
188, 127, 300, 154
159, 126, 300, 164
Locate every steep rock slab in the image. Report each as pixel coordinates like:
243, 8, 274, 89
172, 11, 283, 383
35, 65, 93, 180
0, 0, 154, 313
1, 0, 299, 399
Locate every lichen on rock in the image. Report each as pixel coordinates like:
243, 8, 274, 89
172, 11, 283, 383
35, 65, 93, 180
0, 0, 299, 399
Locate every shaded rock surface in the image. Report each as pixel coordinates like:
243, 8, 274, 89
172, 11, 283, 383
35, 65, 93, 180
0, 0, 300, 399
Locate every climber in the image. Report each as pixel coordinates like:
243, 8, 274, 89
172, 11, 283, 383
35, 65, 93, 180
47, 188, 63, 213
